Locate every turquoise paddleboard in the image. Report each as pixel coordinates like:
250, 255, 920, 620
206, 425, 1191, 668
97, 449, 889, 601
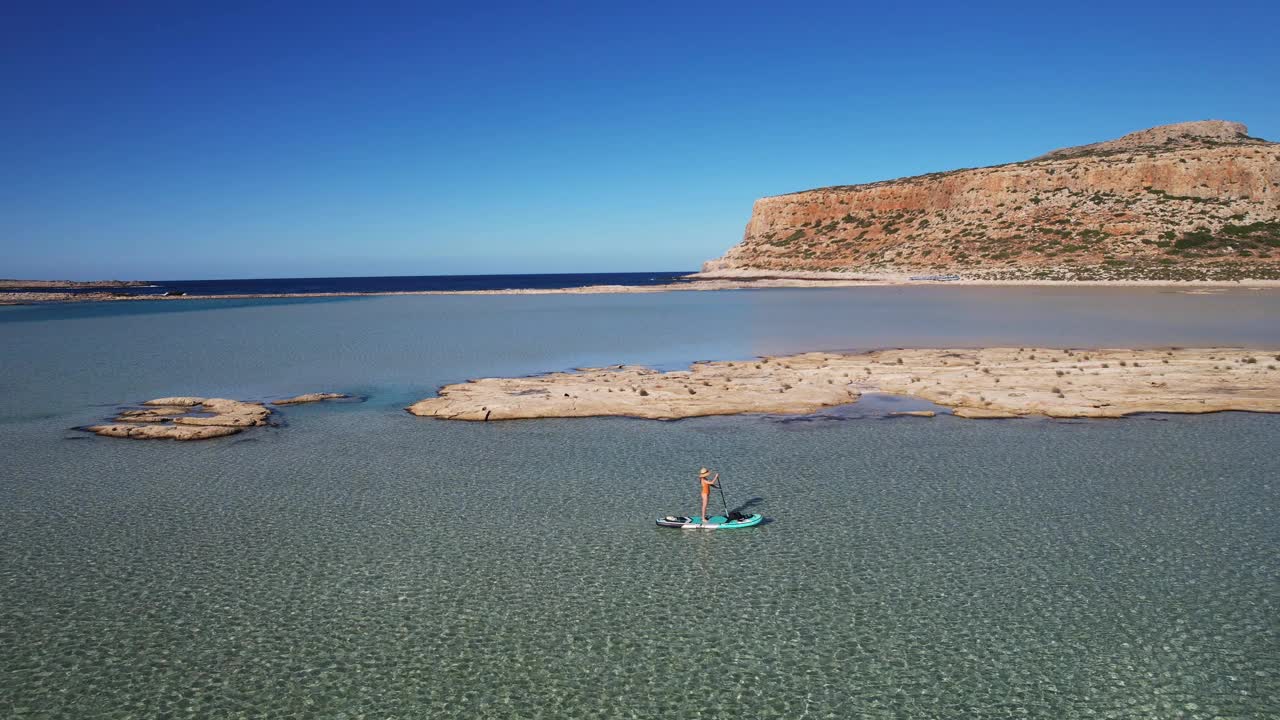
655, 514, 763, 529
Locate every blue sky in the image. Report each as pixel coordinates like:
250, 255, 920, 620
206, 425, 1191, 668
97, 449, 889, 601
2, 1, 1278, 280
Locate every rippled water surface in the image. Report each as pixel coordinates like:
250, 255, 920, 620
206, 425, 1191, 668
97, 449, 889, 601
2, 288, 1278, 718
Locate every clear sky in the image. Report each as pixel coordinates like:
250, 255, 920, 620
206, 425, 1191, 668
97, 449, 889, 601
3, 1, 1278, 280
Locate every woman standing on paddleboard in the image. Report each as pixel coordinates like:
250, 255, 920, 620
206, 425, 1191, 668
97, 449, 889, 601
699, 468, 719, 521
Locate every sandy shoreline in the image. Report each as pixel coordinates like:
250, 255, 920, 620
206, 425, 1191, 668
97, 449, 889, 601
687, 269, 1280, 287
408, 347, 1280, 421
4, 275, 1280, 305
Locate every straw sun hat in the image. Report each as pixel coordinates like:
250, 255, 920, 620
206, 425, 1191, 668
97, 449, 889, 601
699, 468, 710, 477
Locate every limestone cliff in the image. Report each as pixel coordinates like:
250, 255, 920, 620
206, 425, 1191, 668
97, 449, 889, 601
703, 121, 1280, 281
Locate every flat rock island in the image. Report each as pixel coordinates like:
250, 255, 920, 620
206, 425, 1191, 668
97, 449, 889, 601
408, 348, 1280, 421
86, 397, 273, 440
85, 392, 350, 440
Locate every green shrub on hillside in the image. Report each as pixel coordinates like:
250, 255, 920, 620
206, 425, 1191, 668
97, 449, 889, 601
1168, 221, 1280, 254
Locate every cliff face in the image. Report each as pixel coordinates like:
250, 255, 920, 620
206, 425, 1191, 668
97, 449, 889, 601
703, 121, 1280, 280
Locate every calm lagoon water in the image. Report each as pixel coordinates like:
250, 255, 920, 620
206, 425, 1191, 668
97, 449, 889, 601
2, 287, 1278, 718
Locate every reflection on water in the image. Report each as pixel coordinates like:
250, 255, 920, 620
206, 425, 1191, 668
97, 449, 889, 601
1, 288, 1278, 718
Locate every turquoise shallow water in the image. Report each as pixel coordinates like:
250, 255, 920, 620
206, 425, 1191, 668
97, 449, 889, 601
2, 288, 1278, 718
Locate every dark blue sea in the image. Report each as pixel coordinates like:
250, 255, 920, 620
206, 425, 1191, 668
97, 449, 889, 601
19, 272, 695, 296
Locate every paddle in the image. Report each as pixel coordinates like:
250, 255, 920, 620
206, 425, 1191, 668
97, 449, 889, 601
715, 473, 730, 518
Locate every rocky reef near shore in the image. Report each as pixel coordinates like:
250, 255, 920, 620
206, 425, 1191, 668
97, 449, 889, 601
272, 392, 350, 405
407, 348, 1280, 421
86, 398, 272, 440
702, 121, 1280, 281
84, 393, 350, 440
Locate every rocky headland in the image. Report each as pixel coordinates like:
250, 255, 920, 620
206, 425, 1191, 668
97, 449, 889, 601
9, 121, 1280, 308
700, 121, 1280, 282
407, 348, 1280, 421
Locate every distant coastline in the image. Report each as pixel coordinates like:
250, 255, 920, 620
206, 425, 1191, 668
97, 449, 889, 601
4, 271, 1280, 305
0, 272, 694, 305
0, 279, 151, 290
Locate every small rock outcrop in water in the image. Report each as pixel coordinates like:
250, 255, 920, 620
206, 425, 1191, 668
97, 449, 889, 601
83, 393, 349, 440
701, 121, 1280, 281
271, 392, 350, 405
85, 398, 271, 440
407, 348, 1280, 421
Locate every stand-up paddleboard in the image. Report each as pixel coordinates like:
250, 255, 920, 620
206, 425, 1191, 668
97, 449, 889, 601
656, 513, 763, 529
